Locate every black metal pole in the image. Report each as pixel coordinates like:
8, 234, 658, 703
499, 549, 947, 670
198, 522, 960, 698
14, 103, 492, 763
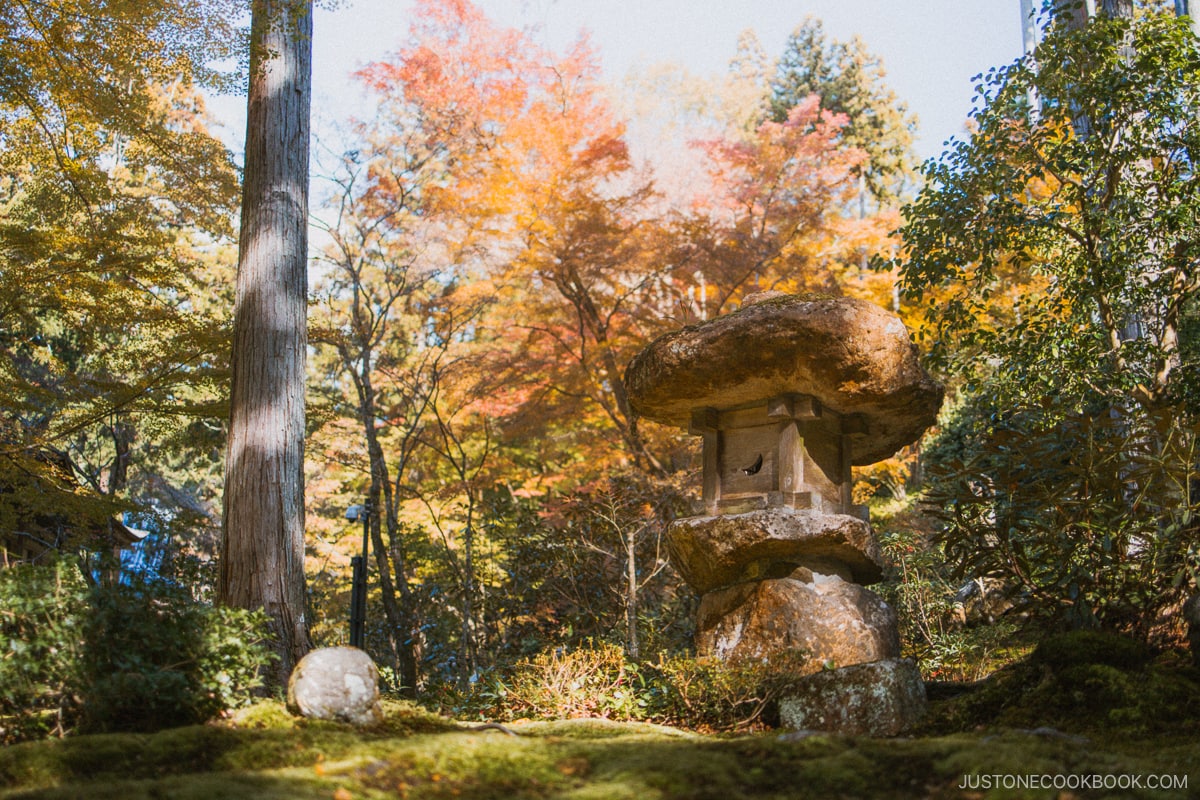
349, 554, 365, 648
348, 500, 371, 648
361, 499, 371, 576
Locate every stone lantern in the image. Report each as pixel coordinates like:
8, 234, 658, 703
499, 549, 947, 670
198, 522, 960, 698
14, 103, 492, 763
687, 392, 866, 519
625, 293, 943, 735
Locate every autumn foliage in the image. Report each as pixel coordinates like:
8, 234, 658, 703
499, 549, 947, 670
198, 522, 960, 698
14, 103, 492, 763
296, 0, 914, 691
3, 0, 919, 698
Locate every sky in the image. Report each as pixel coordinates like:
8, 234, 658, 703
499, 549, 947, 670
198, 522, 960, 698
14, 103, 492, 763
207, 1, 1027, 166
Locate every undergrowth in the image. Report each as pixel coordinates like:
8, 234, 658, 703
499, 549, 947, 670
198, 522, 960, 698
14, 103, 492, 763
431, 640, 813, 731
0, 558, 272, 743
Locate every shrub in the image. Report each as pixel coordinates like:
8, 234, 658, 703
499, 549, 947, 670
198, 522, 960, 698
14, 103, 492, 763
648, 651, 812, 731
0, 559, 88, 743
0, 559, 274, 740
439, 641, 813, 731
473, 641, 647, 721
875, 510, 1020, 681
79, 576, 275, 733
924, 397, 1200, 637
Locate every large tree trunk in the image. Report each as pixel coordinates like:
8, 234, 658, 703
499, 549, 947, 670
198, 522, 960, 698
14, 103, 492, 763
220, 0, 313, 688
1058, 0, 1133, 23
1177, 4, 1200, 45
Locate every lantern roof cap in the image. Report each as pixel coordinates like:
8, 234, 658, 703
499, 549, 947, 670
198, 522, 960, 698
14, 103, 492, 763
624, 294, 943, 465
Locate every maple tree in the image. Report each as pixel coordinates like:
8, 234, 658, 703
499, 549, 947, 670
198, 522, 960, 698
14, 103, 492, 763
344, 0, 897, 494
615, 21, 909, 320
684, 96, 866, 312
0, 1, 241, 567
355, 0, 685, 479
495, 122, 670, 476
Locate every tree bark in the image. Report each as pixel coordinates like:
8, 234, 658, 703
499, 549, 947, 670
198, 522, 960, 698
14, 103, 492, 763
1100, 0, 1133, 17
625, 526, 639, 660
362, 397, 420, 698
1177, 2, 1200, 39
219, 0, 313, 688
1058, 0, 1133, 22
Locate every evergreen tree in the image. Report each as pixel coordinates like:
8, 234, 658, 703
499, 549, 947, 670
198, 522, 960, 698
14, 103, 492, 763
769, 18, 916, 202
900, 9, 1200, 630
220, 0, 314, 685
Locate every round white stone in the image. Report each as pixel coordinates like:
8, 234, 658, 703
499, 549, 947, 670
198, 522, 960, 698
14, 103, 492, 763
286, 646, 383, 726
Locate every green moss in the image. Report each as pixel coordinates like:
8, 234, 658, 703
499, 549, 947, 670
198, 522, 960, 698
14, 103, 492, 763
226, 701, 298, 730
350, 734, 570, 799
0, 703, 442, 793
507, 718, 698, 740
0, 727, 238, 789
374, 698, 460, 736
2, 696, 1198, 799
1, 773, 349, 800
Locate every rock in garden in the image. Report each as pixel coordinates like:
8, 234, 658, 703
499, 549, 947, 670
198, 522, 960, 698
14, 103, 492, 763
1184, 594, 1200, 667
777, 658, 927, 736
696, 571, 900, 669
286, 646, 383, 726
667, 508, 884, 594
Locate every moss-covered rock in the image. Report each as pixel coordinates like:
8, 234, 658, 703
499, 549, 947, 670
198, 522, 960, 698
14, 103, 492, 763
1030, 630, 1154, 671
922, 631, 1200, 737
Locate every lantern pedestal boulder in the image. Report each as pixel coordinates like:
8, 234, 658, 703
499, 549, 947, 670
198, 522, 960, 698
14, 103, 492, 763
694, 565, 901, 667
626, 293, 943, 736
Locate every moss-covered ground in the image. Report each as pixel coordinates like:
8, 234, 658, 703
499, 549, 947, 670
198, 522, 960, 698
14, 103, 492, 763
2, 632, 1198, 799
